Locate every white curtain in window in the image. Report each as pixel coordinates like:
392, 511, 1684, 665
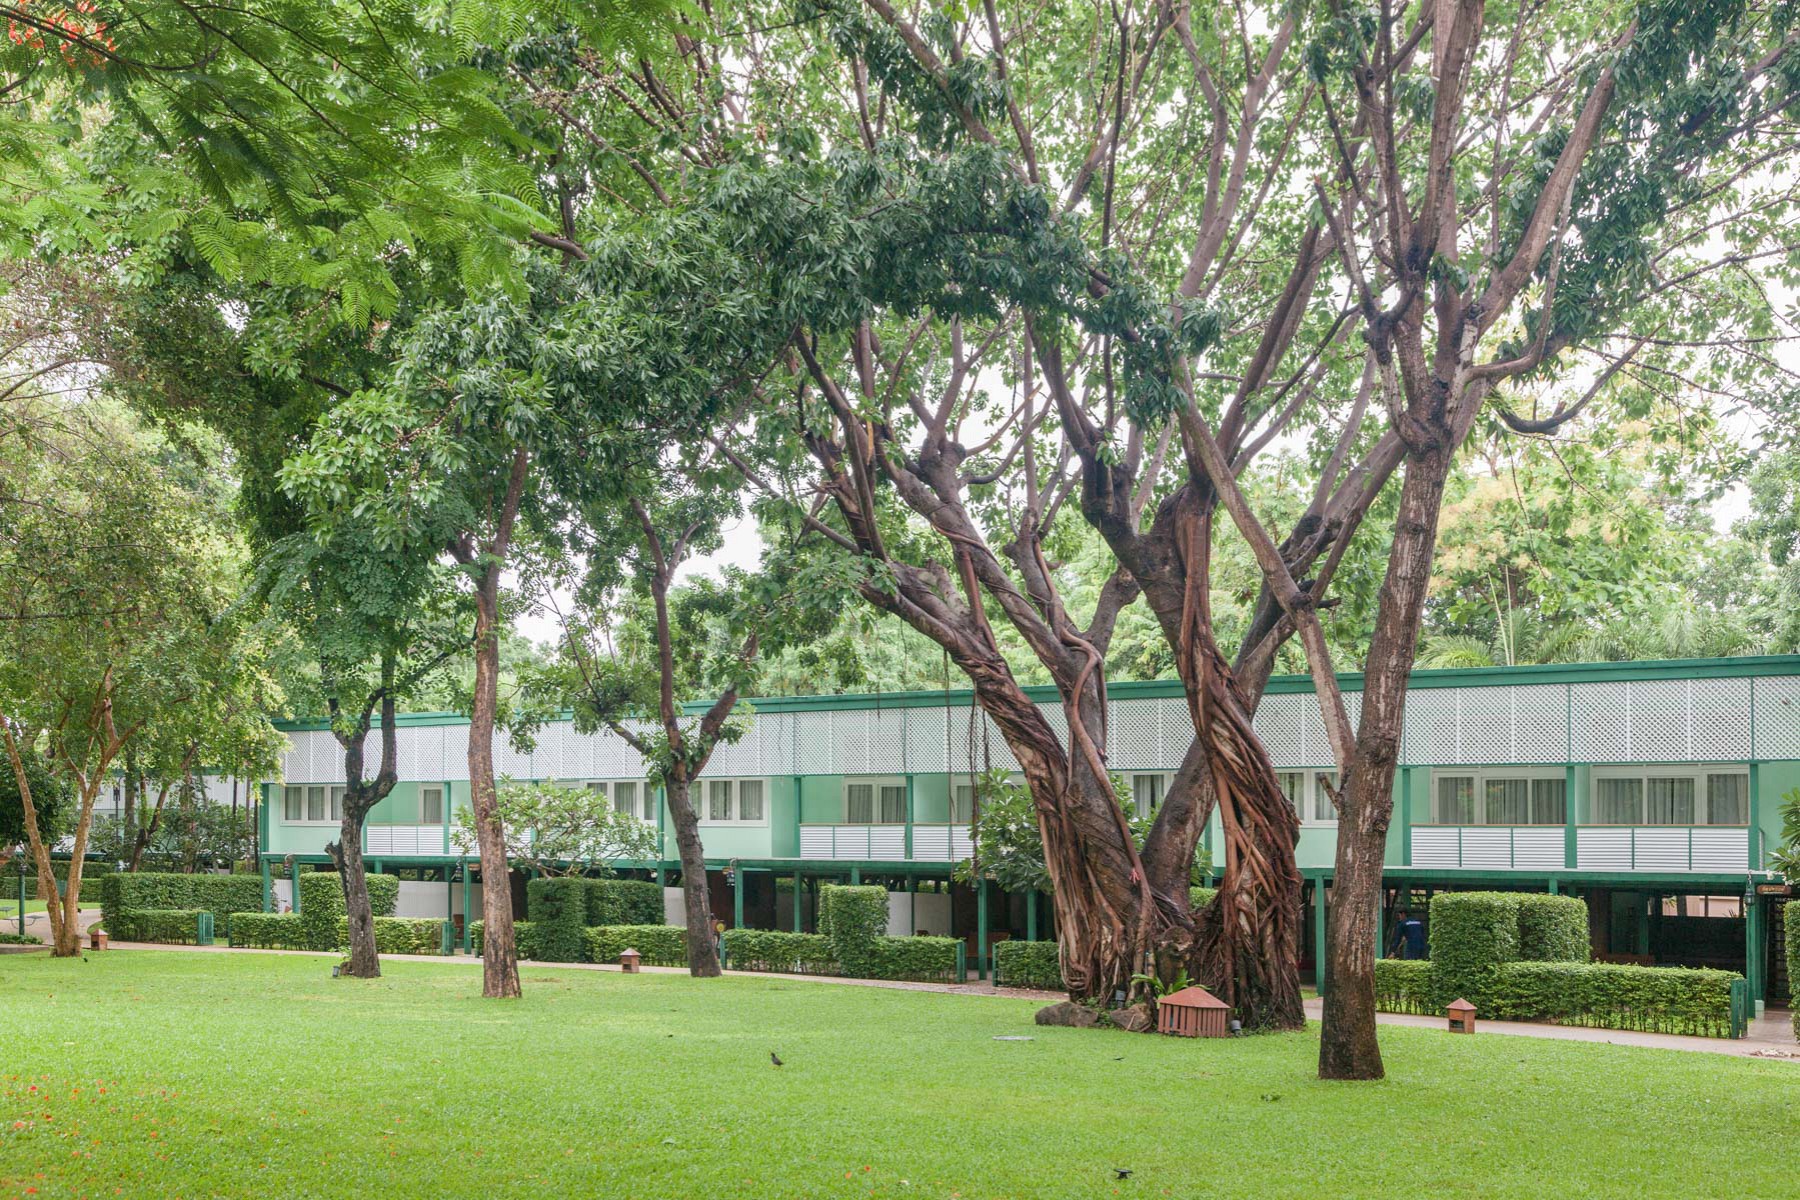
1595, 777, 1644, 824
1276, 772, 1305, 819
329, 786, 346, 821
1705, 774, 1747, 826
709, 779, 734, 821
420, 787, 443, 824
1530, 778, 1566, 825
846, 783, 873, 823
950, 784, 974, 824
1484, 778, 1530, 825
1312, 773, 1339, 822
1435, 776, 1474, 824
739, 780, 765, 822
306, 785, 326, 822
284, 786, 302, 821
613, 781, 640, 820
1131, 775, 1165, 818
878, 784, 905, 824
1646, 776, 1695, 825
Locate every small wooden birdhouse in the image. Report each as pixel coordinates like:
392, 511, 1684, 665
1447, 998, 1477, 1033
1156, 986, 1230, 1038
619, 948, 642, 974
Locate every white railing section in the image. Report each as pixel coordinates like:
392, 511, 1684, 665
364, 824, 445, 855
1410, 826, 1565, 871
798, 823, 972, 862
1575, 827, 1748, 872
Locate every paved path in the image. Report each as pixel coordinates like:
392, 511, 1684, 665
1301, 996, 1799, 1060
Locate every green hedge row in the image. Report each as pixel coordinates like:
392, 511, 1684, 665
0, 932, 43, 945
588, 879, 663, 927
470, 919, 541, 960
110, 908, 208, 944
1516, 894, 1589, 963
228, 912, 310, 950
586, 924, 687, 966
101, 873, 262, 930
863, 935, 961, 982
297, 873, 399, 952
24, 860, 116, 902
819, 885, 889, 976
1372, 960, 1740, 1037
995, 940, 1063, 990
1784, 905, 1797, 1042
1427, 891, 1588, 1006
722, 929, 837, 974
339, 917, 444, 956
526, 877, 589, 963
227, 911, 446, 954
1189, 887, 1218, 910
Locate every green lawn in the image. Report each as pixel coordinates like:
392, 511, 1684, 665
0, 951, 1793, 1199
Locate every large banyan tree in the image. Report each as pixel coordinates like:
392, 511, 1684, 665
512, 0, 1800, 1070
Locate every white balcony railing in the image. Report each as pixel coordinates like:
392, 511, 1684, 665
365, 824, 445, 855
1575, 827, 1748, 872
1411, 826, 1565, 871
797, 823, 972, 862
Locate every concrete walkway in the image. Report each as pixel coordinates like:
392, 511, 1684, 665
1302, 996, 1799, 1061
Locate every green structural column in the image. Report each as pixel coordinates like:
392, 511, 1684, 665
794, 873, 804, 932
291, 859, 301, 914
259, 858, 272, 914
1745, 892, 1764, 1013
1748, 762, 1762, 868
849, 866, 861, 885
976, 880, 990, 980
446, 866, 454, 919
1547, 877, 1559, 895
1400, 768, 1413, 866
733, 869, 745, 930
1026, 890, 1038, 941
1564, 764, 1578, 869
1313, 880, 1328, 993
459, 866, 471, 953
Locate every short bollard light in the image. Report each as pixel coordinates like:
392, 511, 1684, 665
89, 928, 108, 951
1447, 998, 1477, 1033
620, 948, 642, 974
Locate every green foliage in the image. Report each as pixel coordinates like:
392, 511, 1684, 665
584, 924, 687, 967
100, 873, 262, 934
337, 917, 446, 956
586, 879, 664, 927
111, 909, 208, 944
525, 876, 589, 963
1427, 892, 1522, 1006
1486, 962, 1741, 1039
0, 747, 69, 850
861, 936, 962, 983
1189, 887, 1218, 912
1515, 895, 1590, 963
452, 779, 657, 876
994, 940, 1064, 991
1770, 789, 1800, 877
818, 884, 889, 976
0, 932, 42, 946
470, 919, 539, 960
1786, 905, 1799, 1042
297, 872, 398, 952
1372, 961, 1438, 1015
721, 930, 837, 975
227, 912, 309, 950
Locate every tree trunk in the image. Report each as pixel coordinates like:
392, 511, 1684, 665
1318, 443, 1453, 1079
469, 581, 522, 999
665, 774, 721, 977
328, 806, 379, 977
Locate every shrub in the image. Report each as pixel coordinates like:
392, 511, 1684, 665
1373, 960, 1437, 1015
819, 885, 889, 975
995, 940, 1063, 990
862, 936, 962, 982
27, 860, 115, 902
1428, 892, 1521, 1006
1516, 894, 1588, 962
1188, 886, 1218, 911
228, 912, 308, 949
470, 919, 539, 960
526, 877, 589, 963
337, 917, 445, 956
0, 932, 43, 946
585, 924, 686, 966
722, 930, 837, 974
587, 879, 663, 926
1785, 904, 1798, 1042
1488, 961, 1740, 1038
111, 908, 207, 944
101, 873, 261, 935
297, 872, 399, 951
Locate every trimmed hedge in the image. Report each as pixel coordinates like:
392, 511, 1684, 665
1372, 960, 1436, 1015
995, 940, 1063, 990
863, 935, 961, 982
339, 917, 445, 956
110, 908, 207, 944
1189, 886, 1218, 911
587, 879, 663, 926
28, 860, 116, 902
722, 929, 838, 974
100, 873, 262, 935
0, 932, 43, 945
1516, 894, 1589, 963
470, 919, 540, 960
585, 924, 687, 966
1785, 904, 1798, 1042
228, 912, 309, 950
297, 872, 399, 952
819, 884, 889, 976
1428, 892, 1521, 1006
526, 877, 589, 963
1489, 961, 1739, 1038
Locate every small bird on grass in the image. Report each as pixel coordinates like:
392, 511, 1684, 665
1112, 1168, 1132, 1180
770, 1051, 784, 1067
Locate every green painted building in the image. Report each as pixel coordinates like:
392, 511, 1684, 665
258, 656, 1799, 1009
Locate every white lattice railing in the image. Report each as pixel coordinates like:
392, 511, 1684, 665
1410, 826, 1567, 871
797, 823, 972, 862
1574, 827, 1749, 872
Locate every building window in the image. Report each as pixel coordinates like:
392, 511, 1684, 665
421, 785, 444, 825
584, 780, 656, 823
844, 778, 905, 824
951, 783, 975, 824
1592, 767, 1748, 826
283, 786, 302, 821
305, 785, 326, 822
1311, 772, 1339, 822
1531, 778, 1567, 825
329, 786, 345, 822
1273, 770, 1338, 824
1276, 771, 1305, 819
1130, 774, 1167, 819
700, 778, 767, 826
1433, 769, 1564, 825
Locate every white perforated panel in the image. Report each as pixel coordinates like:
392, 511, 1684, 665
1458, 687, 1514, 764
1109, 698, 1158, 771
1576, 828, 1633, 870
1254, 693, 1307, 768
1513, 685, 1569, 763
1630, 681, 1691, 762
1460, 828, 1513, 870
904, 705, 950, 774
1691, 678, 1752, 760
1754, 676, 1800, 759
1691, 828, 1749, 871
1411, 828, 1460, 868
1399, 687, 1458, 766
868, 710, 908, 775
1570, 682, 1632, 762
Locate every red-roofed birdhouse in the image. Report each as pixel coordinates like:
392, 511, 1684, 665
1447, 998, 1476, 1033
1156, 985, 1230, 1037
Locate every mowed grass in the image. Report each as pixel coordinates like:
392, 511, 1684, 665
1, 951, 1794, 1200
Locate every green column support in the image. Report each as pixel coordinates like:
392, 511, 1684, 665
976, 880, 989, 980
1564, 764, 1578, 869
1547, 877, 1559, 895
1026, 890, 1038, 941
260, 858, 272, 913
1313, 879, 1328, 993
1400, 768, 1413, 866
849, 866, 860, 885
733, 869, 745, 930
446, 865, 454, 920
903, 774, 915, 862
1745, 892, 1764, 1014
1749, 761, 1762, 870
442, 782, 452, 853
292, 859, 302, 914
459, 866, 471, 952
794, 873, 804, 932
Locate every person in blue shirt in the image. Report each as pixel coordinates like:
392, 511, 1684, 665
1388, 908, 1426, 960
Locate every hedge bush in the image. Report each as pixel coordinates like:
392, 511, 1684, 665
722, 929, 837, 974
1488, 961, 1739, 1038
228, 912, 309, 949
995, 940, 1063, 990
0, 932, 43, 945
1372, 960, 1437, 1015
297, 872, 398, 951
1428, 892, 1521, 1006
585, 924, 687, 966
526, 877, 589, 963
862, 935, 962, 982
1188, 886, 1218, 911
819, 884, 889, 975
470, 919, 539, 960
1784, 904, 1797, 1042
1516, 894, 1589, 963
338, 916, 445, 956
587, 879, 663, 926
110, 908, 207, 944
100, 872, 262, 935
27, 859, 115, 902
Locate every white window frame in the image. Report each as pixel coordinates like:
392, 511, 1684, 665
1428, 768, 1567, 826
1590, 765, 1749, 827
1129, 773, 1170, 819
284, 783, 349, 826
420, 784, 445, 825
1276, 769, 1340, 826
949, 773, 1024, 825
842, 776, 908, 825
582, 779, 658, 824
699, 777, 769, 827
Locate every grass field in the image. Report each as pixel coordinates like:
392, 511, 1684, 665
0, 950, 1793, 1199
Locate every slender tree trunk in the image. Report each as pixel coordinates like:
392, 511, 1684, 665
1319, 444, 1453, 1079
330, 807, 380, 978
469, 579, 522, 999
665, 773, 721, 977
